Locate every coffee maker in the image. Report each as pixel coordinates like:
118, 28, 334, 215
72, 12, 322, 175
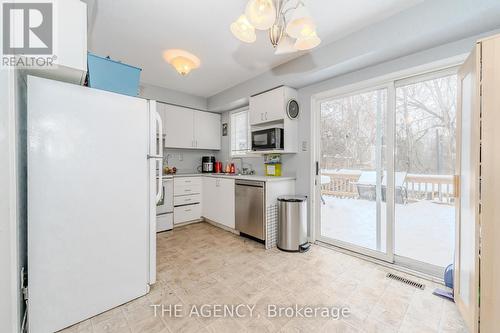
202, 156, 215, 173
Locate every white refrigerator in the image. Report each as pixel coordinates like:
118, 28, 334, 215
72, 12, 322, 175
27, 76, 162, 333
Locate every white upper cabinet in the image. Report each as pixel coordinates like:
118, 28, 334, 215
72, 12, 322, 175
26, 0, 87, 85
249, 86, 297, 125
194, 111, 221, 150
163, 104, 194, 149
160, 103, 221, 150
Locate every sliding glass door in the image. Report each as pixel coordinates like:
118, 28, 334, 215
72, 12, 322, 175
318, 87, 390, 260
394, 72, 457, 274
316, 68, 458, 275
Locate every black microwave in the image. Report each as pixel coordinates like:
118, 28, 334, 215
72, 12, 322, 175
252, 128, 284, 151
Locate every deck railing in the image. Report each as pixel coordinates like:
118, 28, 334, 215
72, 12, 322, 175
405, 174, 454, 203
321, 170, 454, 204
320, 171, 360, 198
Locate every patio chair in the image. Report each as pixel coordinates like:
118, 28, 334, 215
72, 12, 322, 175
354, 171, 377, 201
382, 171, 408, 204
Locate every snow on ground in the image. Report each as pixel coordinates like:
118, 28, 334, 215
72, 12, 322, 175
320, 196, 455, 268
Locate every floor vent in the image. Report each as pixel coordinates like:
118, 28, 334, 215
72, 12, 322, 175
386, 273, 425, 290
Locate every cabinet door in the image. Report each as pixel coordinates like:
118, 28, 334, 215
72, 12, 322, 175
249, 87, 284, 125
216, 179, 235, 229
202, 177, 217, 221
163, 105, 194, 149
194, 111, 221, 150
262, 87, 285, 122
249, 95, 263, 125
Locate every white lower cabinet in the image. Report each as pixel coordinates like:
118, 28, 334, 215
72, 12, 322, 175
157, 213, 173, 232
174, 193, 201, 206
174, 204, 202, 224
173, 177, 202, 224
202, 177, 235, 229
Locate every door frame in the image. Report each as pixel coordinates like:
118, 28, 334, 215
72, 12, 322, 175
310, 58, 465, 273
454, 46, 480, 333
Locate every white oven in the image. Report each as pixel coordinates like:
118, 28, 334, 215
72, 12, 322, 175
156, 177, 173, 231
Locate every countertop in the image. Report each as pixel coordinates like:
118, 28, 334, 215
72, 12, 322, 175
162, 173, 295, 182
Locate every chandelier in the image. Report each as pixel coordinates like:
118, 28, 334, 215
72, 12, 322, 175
230, 0, 320, 54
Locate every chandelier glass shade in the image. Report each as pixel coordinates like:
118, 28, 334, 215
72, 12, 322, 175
230, 15, 257, 43
245, 0, 276, 30
285, 4, 315, 38
294, 30, 321, 50
230, 0, 320, 54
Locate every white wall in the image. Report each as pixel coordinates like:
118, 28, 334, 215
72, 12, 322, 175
139, 82, 207, 110
164, 148, 216, 174
0, 69, 22, 333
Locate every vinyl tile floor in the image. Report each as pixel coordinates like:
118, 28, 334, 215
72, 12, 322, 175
60, 222, 467, 333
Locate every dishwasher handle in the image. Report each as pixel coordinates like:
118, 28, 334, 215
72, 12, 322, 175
235, 180, 265, 188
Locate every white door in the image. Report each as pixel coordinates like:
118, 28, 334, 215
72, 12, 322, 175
194, 111, 221, 150
27, 76, 152, 333
454, 48, 480, 333
216, 178, 235, 228
163, 104, 194, 148
202, 177, 217, 221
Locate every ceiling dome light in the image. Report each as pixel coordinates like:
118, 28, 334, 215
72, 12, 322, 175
285, 4, 316, 39
294, 31, 321, 51
245, 0, 276, 30
163, 49, 200, 76
230, 15, 256, 43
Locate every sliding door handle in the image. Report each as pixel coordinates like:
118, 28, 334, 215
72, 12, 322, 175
453, 175, 460, 198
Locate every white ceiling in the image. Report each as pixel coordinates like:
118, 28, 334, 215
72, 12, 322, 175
87, 0, 423, 98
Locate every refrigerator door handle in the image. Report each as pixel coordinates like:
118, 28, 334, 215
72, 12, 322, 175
153, 110, 163, 204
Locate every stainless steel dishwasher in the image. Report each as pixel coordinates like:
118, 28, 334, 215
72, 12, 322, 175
235, 179, 265, 241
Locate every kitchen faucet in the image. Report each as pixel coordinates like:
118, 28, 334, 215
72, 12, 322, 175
232, 157, 253, 175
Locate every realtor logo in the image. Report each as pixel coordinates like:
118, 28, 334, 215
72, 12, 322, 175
2, 1, 53, 55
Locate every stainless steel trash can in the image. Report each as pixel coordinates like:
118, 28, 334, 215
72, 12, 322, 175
277, 195, 310, 252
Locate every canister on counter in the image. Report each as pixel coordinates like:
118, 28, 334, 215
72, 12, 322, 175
264, 154, 282, 176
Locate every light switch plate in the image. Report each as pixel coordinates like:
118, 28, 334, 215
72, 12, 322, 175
302, 141, 308, 151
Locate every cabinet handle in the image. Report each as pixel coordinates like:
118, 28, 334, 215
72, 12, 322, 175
265, 112, 268, 120
185, 198, 191, 202
184, 189, 191, 192
185, 209, 191, 212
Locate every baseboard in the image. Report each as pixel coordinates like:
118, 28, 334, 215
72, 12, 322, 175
172, 219, 204, 228
203, 218, 240, 235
